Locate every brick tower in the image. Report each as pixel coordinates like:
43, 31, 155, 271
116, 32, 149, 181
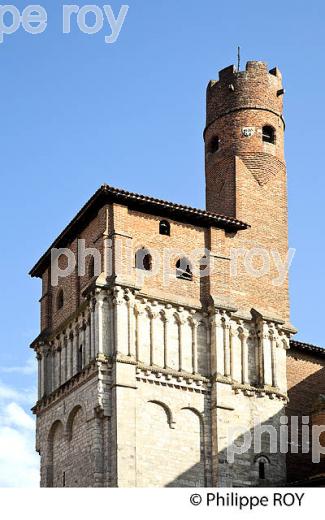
204, 61, 290, 322
30, 61, 295, 488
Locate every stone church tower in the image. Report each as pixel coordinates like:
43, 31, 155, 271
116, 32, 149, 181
30, 61, 295, 487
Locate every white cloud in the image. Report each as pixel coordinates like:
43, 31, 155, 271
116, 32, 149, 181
0, 379, 39, 487
0, 357, 37, 376
0, 380, 36, 404
2, 402, 35, 431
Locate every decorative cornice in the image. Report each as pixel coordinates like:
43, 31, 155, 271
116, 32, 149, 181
32, 359, 108, 415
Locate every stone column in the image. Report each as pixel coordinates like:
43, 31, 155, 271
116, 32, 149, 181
177, 309, 186, 373
258, 322, 272, 386
72, 327, 79, 375
61, 337, 66, 384
58, 346, 62, 387
81, 324, 86, 367
239, 328, 249, 385
190, 316, 198, 374
67, 333, 72, 380
149, 306, 158, 366
271, 333, 278, 388
230, 326, 237, 381
85, 317, 91, 365
125, 290, 136, 357
53, 347, 58, 389
90, 298, 96, 359
134, 304, 141, 361
97, 290, 109, 357
40, 350, 45, 397
37, 352, 42, 400
51, 349, 55, 391
112, 287, 126, 356
222, 318, 231, 378
209, 310, 223, 376
162, 305, 173, 369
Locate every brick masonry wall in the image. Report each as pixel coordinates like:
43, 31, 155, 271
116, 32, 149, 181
204, 61, 290, 322
286, 350, 325, 483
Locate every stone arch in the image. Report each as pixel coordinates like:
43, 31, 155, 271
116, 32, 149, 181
65, 404, 90, 486
165, 406, 206, 486
148, 400, 175, 429
66, 405, 83, 441
136, 399, 206, 487
180, 407, 205, 460
180, 406, 204, 424
48, 419, 64, 446
47, 419, 64, 487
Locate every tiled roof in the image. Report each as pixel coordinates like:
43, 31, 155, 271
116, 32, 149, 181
29, 183, 249, 278
290, 340, 325, 357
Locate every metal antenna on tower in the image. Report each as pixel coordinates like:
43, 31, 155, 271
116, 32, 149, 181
237, 46, 241, 71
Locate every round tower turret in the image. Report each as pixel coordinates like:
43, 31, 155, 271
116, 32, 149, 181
204, 61, 285, 161
204, 61, 286, 217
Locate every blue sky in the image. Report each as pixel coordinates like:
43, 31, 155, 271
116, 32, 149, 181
0, 0, 324, 486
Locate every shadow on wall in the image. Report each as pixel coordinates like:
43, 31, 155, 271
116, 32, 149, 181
46, 390, 325, 487
286, 363, 325, 485
166, 408, 287, 488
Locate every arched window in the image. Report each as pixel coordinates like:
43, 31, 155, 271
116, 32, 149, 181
56, 289, 64, 311
159, 220, 170, 236
176, 257, 193, 281
255, 455, 270, 480
208, 136, 220, 154
135, 248, 152, 271
262, 125, 275, 144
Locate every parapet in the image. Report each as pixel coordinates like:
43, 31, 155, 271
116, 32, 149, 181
218, 61, 282, 82
206, 61, 284, 128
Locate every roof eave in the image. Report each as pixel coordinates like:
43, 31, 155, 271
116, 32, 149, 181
29, 184, 249, 279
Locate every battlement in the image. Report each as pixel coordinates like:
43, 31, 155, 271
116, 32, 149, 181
206, 60, 284, 128
217, 61, 282, 83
